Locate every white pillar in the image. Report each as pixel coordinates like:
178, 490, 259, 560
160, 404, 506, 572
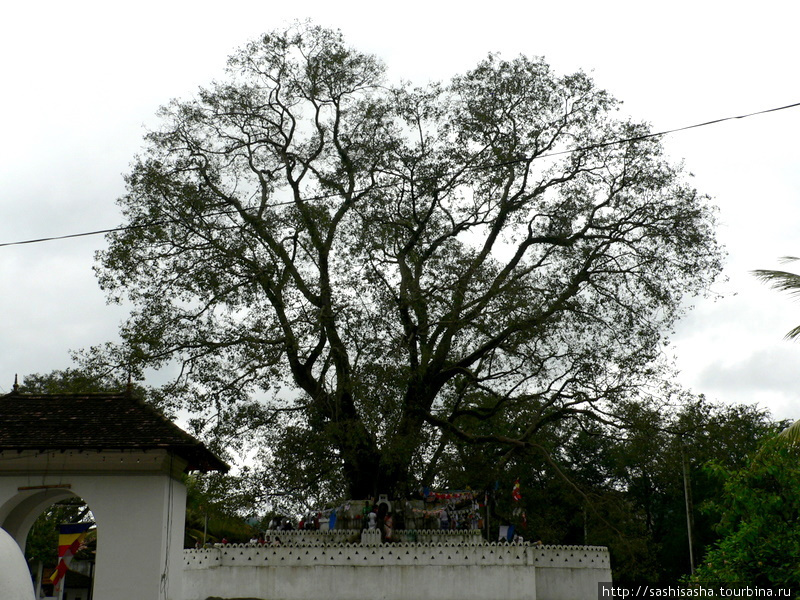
85, 474, 187, 600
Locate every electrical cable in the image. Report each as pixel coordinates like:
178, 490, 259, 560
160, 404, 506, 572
1, 100, 798, 250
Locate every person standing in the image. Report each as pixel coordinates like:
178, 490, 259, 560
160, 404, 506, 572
439, 508, 449, 530
384, 512, 393, 542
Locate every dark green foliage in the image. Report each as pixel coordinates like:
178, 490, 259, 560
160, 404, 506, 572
184, 473, 256, 545
690, 437, 800, 587
18, 368, 172, 415
468, 397, 779, 583
19, 368, 128, 395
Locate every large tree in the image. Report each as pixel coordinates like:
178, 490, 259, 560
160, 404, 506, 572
92, 23, 722, 500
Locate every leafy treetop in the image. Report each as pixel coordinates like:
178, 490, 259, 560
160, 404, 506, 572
89, 22, 723, 500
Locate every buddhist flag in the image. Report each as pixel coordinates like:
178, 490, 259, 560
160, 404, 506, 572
50, 523, 92, 589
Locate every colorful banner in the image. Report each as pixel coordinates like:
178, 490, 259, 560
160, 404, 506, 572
50, 523, 92, 589
422, 489, 475, 502
512, 479, 522, 502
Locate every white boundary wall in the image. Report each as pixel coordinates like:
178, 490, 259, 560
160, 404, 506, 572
531, 545, 612, 600
183, 535, 611, 600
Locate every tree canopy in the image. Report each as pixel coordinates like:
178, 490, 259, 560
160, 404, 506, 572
689, 436, 800, 587
18, 368, 131, 395
90, 22, 722, 500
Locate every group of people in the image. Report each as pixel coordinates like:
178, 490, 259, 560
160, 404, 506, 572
297, 513, 323, 530
365, 504, 394, 542
436, 502, 482, 530
267, 516, 297, 531
248, 535, 282, 546
194, 535, 283, 547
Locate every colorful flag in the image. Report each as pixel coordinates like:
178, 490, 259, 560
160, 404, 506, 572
512, 478, 522, 502
506, 524, 515, 542
50, 523, 92, 589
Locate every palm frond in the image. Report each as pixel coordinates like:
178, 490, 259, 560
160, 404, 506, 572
778, 419, 800, 444
752, 269, 800, 298
753, 257, 800, 340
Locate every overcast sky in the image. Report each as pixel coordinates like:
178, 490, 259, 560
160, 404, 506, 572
2, 0, 799, 421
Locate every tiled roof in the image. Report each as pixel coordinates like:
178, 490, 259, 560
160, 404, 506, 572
0, 390, 228, 473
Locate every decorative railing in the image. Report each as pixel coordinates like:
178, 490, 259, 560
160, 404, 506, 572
184, 541, 610, 570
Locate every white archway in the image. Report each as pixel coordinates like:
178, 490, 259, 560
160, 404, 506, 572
0, 450, 187, 600
0, 390, 227, 600
21, 489, 95, 598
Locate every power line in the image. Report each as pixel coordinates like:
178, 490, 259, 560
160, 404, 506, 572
530, 100, 800, 159
0, 224, 139, 248
2, 100, 798, 250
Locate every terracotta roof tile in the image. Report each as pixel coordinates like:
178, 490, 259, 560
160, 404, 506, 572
0, 391, 228, 473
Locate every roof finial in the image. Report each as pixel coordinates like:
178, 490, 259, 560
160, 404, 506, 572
12, 374, 19, 393
126, 371, 133, 396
